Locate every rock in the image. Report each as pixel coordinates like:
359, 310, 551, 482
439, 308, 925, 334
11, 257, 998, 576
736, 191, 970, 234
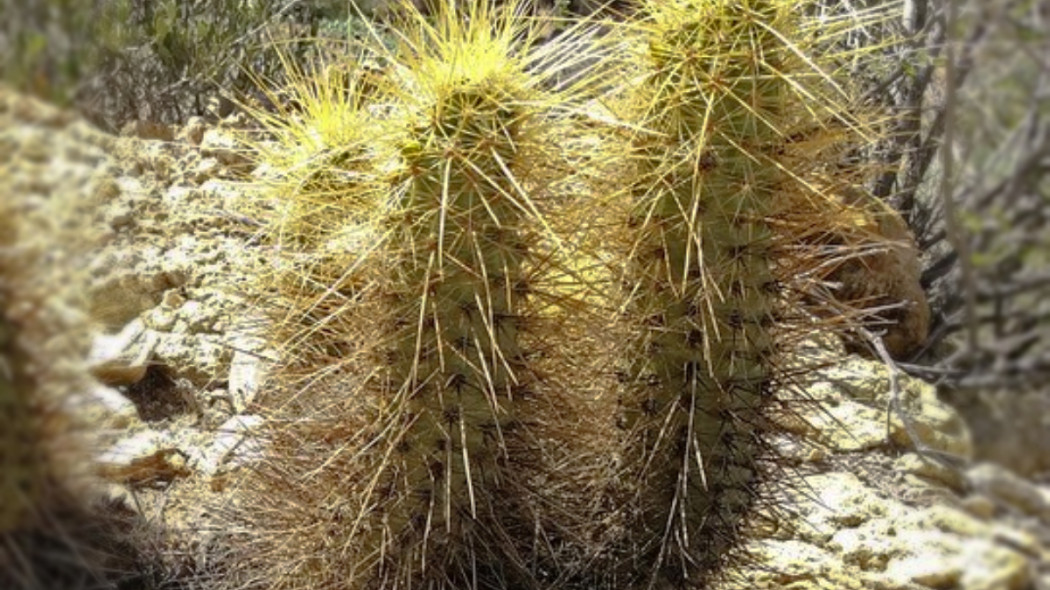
814, 398, 888, 451
87, 258, 184, 329
197, 415, 265, 477
796, 473, 882, 543
102, 200, 136, 231
228, 350, 269, 413
93, 176, 121, 202
895, 452, 965, 491
725, 539, 849, 589
161, 289, 187, 309
870, 363, 972, 459
884, 549, 962, 589
153, 332, 232, 386
77, 382, 141, 431
812, 356, 889, 404
120, 120, 175, 142
959, 539, 1032, 590
821, 495, 1031, 590
913, 504, 987, 538
192, 157, 223, 183
89, 318, 159, 385
725, 539, 931, 590
97, 429, 191, 487
200, 178, 251, 212
800, 358, 972, 460
143, 306, 177, 331
968, 463, 1050, 522
178, 116, 208, 146
960, 494, 998, 520
200, 128, 249, 168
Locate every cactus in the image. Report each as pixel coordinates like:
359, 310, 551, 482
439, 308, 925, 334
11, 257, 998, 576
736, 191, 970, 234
0, 208, 47, 537
238, 52, 388, 373
0, 190, 142, 589
226, 2, 618, 588
607, 0, 889, 586
365, 10, 543, 583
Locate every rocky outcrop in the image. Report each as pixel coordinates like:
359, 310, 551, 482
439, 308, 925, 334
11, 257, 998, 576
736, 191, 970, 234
722, 354, 1048, 590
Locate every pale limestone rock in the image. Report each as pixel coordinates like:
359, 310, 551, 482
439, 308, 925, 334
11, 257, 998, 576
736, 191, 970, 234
776, 477, 1033, 590
143, 305, 177, 331
886, 390, 971, 459
884, 551, 962, 589
97, 429, 191, 486
197, 415, 265, 477
153, 332, 232, 386
228, 350, 269, 413
725, 539, 930, 590
119, 120, 174, 142
914, 504, 988, 538
895, 453, 965, 491
199, 178, 247, 211
958, 539, 1032, 590
178, 116, 207, 146
808, 357, 973, 460
719, 354, 1038, 590
192, 157, 222, 184
173, 299, 206, 333
88, 318, 158, 385
813, 398, 888, 451
161, 289, 186, 309
960, 494, 998, 520
968, 463, 1050, 521
795, 473, 883, 543
200, 128, 249, 167
77, 382, 142, 432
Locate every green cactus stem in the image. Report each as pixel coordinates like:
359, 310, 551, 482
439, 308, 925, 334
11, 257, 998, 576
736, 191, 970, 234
613, 0, 877, 585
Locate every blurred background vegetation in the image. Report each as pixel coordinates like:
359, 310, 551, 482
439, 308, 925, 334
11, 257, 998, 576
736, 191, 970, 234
815, 0, 1050, 474
2, 0, 1048, 473
0, 0, 375, 131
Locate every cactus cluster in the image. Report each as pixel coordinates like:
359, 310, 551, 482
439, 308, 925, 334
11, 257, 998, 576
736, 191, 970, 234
226, 1, 899, 589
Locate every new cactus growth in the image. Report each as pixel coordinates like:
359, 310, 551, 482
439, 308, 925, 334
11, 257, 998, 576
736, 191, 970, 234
241, 55, 387, 372
610, 0, 888, 585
